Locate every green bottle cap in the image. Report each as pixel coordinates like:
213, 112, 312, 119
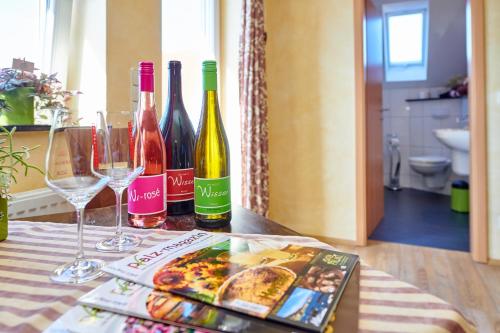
202, 60, 217, 91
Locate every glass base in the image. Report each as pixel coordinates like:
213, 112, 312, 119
95, 234, 142, 252
50, 258, 104, 284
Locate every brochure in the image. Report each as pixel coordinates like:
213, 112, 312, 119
43, 304, 205, 333
78, 278, 311, 333
103, 230, 359, 332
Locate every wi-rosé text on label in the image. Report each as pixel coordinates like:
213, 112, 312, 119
128, 174, 166, 215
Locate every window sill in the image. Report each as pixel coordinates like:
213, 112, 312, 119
1, 125, 50, 132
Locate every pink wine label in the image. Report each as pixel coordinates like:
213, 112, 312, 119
128, 173, 167, 215
167, 168, 194, 202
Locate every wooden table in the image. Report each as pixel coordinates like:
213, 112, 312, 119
21, 204, 300, 236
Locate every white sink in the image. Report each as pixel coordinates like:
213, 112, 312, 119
433, 129, 470, 176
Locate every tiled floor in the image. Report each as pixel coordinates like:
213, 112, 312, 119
369, 188, 470, 251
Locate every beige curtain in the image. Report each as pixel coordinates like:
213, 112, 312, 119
239, 0, 269, 217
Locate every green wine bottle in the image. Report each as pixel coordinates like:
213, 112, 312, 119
194, 60, 231, 228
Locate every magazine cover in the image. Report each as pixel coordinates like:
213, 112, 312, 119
43, 304, 204, 333
103, 230, 359, 332
78, 278, 311, 333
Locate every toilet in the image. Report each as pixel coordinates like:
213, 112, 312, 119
409, 156, 451, 189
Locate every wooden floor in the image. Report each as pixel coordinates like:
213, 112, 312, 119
331, 240, 500, 332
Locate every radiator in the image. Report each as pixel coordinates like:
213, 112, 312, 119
9, 188, 73, 219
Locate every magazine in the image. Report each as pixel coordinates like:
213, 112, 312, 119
103, 230, 359, 332
43, 304, 205, 333
78, 278, 311, 333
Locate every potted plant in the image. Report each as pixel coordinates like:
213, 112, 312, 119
0, 126, 42, 241
0, 68, 78, 125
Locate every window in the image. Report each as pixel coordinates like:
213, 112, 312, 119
162, 0, 219, 126
383, 1, 429, 82
0, 0, 74, 85
162, 0, 242, 206
0, 0, 45, 70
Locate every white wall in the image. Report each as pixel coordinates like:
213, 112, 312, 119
383, 88, 467, 195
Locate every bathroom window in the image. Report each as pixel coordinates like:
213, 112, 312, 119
383, 1, 429, 82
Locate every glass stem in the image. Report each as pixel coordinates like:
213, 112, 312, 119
115, 188, 124, 238
75, 206, 85, 261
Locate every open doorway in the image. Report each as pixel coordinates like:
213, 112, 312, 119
355, 0, 488, 261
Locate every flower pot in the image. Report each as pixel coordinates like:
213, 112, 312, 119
0, 87, 35, 125
0, 197, 7, 241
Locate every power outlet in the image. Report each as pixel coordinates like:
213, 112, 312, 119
496, 215, 500, 231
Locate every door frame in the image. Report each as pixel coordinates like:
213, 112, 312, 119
354, 0, 489, 263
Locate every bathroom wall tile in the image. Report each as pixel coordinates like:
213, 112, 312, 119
423, 117, 443, 148
399, 148, 410, 181
383, 172, 390, 187
400, 172, 411, 188
409, 146, 425, 158
440, 114, 459, 129
423, 146, 443, 156
410, 117, 424, 147
410, 174, 425, 191
423, 100, 442, 118
442, 147, 452, 159
408, 102, 424, 118
431, 102, 453, 119
391, 117, 410, 147
383, 116, 392, 138
390, 89, 410, 117
406, 88, 420, 100
383, 140, 391, 179
460, 98, 469, 118
382, 89, 391, 110
447, 99, 462, 116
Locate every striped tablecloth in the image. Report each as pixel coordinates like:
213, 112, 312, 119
0, 221, 476, 333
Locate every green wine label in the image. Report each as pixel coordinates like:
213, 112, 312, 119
194, 176, 231, 215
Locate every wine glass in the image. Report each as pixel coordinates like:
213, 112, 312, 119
92, 110, 144, 252
45, 109, 110, 284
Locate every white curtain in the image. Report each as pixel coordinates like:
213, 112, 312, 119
40, 0, 74, 86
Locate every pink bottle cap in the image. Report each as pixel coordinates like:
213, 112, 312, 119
139, 61, 154, 92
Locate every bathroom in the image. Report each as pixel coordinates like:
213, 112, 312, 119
369, 0, 470, 251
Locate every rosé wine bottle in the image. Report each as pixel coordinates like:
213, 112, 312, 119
128, 61, 167, 228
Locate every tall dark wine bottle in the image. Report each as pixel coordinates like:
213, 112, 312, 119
160, 61, 195, 215
128, 61, 167, 228
194, 60, 231, 228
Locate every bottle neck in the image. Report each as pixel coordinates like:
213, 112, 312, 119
201, 70, 219, 123
168, 67, 183, 104
139, 91, 156, 111
139, 72, 155, 112
202, 90, 220, 123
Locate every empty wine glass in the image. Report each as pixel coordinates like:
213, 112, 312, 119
45, 109, 110, 284
92, 110, 144, 252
